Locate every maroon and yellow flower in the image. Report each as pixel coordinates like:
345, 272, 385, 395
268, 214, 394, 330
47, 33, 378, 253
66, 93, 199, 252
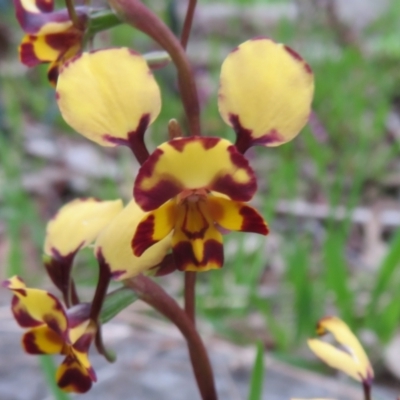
14, 0, 88, 85
131, 136, 268, 271
3, 276, 96, 393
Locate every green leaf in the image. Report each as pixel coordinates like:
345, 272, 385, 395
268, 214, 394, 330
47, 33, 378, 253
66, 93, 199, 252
39, 356, 70, 400
367, 229, 400, 321
100, 286, 139, 324
248, 341, 265, 400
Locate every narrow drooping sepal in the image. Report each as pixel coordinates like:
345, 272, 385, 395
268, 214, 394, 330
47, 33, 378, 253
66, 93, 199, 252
56, 48, 162, 147
308, 316, 374, 383
134, 137, 257, 211
5, 276, 68, 337
218, 38, 314, 152
44, 198, 123, 258
95, 200, 172, 281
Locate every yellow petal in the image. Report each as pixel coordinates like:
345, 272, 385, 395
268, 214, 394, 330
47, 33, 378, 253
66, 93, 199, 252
134, 137, 257, 211
22, 325, 64, 354
44, 198, 123, 257
56, 48, 162, 147
218, 38, 314, 150
308, 317, 373, 382
95, 200, 172, 280
207, 196, 268, 235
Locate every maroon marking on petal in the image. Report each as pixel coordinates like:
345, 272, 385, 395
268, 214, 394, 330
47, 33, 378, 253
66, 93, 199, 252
22, 328, 62, 354
151, 254, 177, 277
134, 148, 182, 211
23, 330, 47, 354
47, 63, 59, 85
229, 114, 253, 154
44, 314, 65, 338
73, 332, 93, 353
283, 45, 313, 74
239, 205, 269, 235
12, 288, 27, 296
57, 357, 93, 393
104, 114, 151, 165
180, 203, 209, 240
35, 0, 53, 13
173, 240, 224, 271
20, 40, 42, 67
254, 129, 285, 146
11, 296, 43, 328
283, 45, 302, 62
200, 136, 220, 150
131, 214, 158, 256
45, 31, 82, 52
55, 90, 60, 100
211, 145, 256, 202
168, 138, 190, 152
230, 114, 285, 151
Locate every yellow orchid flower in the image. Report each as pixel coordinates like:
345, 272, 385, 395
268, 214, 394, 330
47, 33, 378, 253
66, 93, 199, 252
3, 276, 96, 393
15, 0, 89, 85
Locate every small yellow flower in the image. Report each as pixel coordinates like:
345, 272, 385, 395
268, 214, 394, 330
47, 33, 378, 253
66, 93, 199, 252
3, 276, 96, 393
308, 317, 374, 384
15, 0, 88, 85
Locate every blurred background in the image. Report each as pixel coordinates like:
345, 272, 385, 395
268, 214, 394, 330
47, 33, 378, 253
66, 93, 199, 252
1, 0, 400, 398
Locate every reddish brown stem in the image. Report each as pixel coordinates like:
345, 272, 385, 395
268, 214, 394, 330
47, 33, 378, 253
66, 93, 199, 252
362, 381, 371, 400
180, 0, 197, 50
108, 0, 201, 137
125, 275, 217, 400
184, 272, 196, 324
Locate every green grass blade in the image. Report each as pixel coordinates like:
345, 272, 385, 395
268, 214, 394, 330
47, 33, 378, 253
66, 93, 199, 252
39, 356, 70, 400
248, 341, 265, 400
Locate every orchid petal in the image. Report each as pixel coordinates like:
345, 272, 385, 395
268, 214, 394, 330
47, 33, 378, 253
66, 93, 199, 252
56, 48, 162, 147
218, 38, 314, 150
96, 200, 172, 280
44, 198, 123, 258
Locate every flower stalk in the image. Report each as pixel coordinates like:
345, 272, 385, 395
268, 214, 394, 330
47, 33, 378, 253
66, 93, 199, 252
180, 0, 197, 49
65, 0, 81, 29
125, 275, 217, 400
107, 0, 201, 137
